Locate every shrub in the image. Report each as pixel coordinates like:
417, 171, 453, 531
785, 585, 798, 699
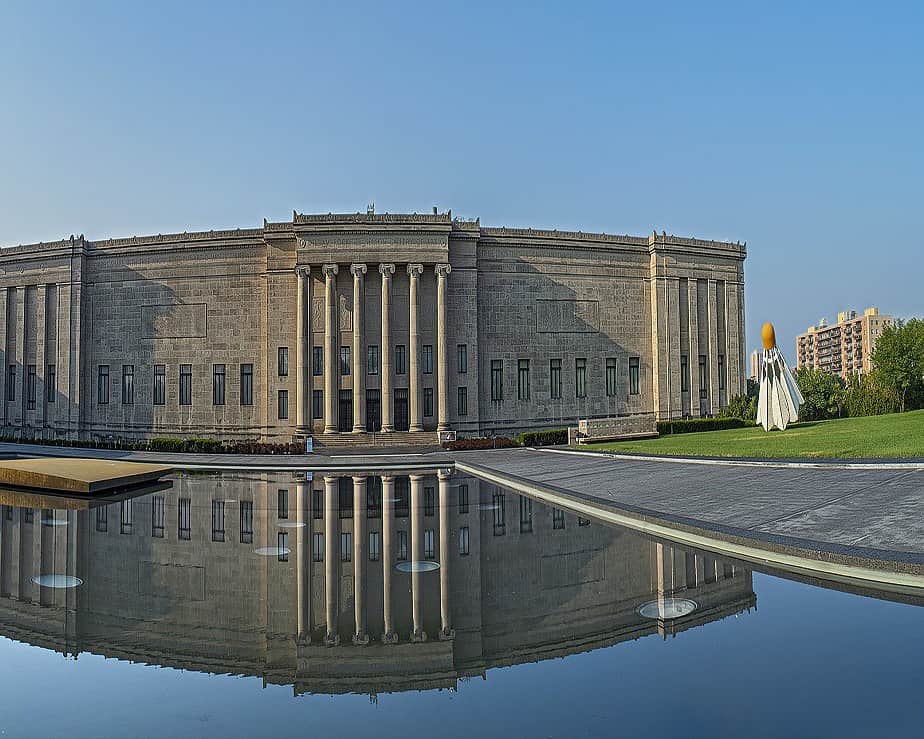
0, 434, 304, 455
443, 436, 519, 451
656, 417, 748, 435
843, 373, 900, 417
793, 367, 845, 421
717, 393, 757, 422
516, 428, 567, 447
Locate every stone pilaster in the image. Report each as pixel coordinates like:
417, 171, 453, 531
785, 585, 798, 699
379, 265, 395, 433
380, 474, 397, 643
295, 267, 311, 432
35, 285, 47, 432
435, 264, 451, 432
324, 475, 340, 645
438, 468, 454, 639
409, 473, 426, 641
322, 265, 339, 434
407, 264, 424, 432
296, 481, 311, 643
0, 287, 8, 428
350, 264, 367, 433
352, 475, 369, 644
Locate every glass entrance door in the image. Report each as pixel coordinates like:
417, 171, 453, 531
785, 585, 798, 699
366, 389, 381, 432
394, 388, 409, 431
338, 390, 353, 432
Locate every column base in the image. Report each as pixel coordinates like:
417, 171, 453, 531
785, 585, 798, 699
351, 425, 366, 434
437, 423, 450, 433
411, 629, 428, 643
352, 632, 370, 646
381, 631, 398, 644
297, 633, 312, 646
324, 633, 340, 647
323, 426, 338, 434
439, 628, 455, 641
409, 425, 424, 433
380, 425, 394, 433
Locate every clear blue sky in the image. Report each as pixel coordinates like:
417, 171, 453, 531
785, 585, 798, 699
1, 1, 921, 356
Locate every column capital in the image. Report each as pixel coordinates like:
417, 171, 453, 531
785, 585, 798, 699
407, 263, 424, 279
379, 263, 395, 277
323, 474, 340, 485
322, 263, 339, 279
380, 473, 395, 483
435, 263, 451, 279
437, 468, 453, 481
409, 473, 427, 483
350, 263, 367, 278
351, 475, 368, 485
295, 264, 311, 279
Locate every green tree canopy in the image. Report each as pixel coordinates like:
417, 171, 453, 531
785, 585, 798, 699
871, 319, 924, 412
793, 367, 845, 421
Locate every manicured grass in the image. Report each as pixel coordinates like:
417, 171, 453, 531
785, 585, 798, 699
582, 410, 924, 459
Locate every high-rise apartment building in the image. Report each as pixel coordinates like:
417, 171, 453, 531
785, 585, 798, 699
796, 307, 892, 380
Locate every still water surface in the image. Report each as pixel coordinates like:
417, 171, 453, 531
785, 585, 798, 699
0, 470, 921, 738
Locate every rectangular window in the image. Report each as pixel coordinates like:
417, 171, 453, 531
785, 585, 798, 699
120, 500, 133, 535
98, 365, 110, 404
423, 387, 433, 417
313, 389, 323, 419
457, 386, 468, 416
240, 364, 253, 406
151, 495, 165, 538
424, 486, 435, 517
553, 507, 565, 530
340, 532, 352, 561
395, 477, 410, 518
424, 529, 435, 559
211, 500, 225, 542
605, 358, 618, 397
395, 345, 406, 375
240, 501, 254, 543
312, 489, 323, 519
46, 364, 56, 403
575, 358, 586, 399
120, 365, 134, 405
490, 360, 503, 401
153, 365, 166, 406
212, 364, 226, 406
23, 509, 33, 524
367, 345, 379, 375
96, 505, 108, 533
278, 347, 289, 377
178, 498, 191, 540
493, 491, 506, 536
423, 345, 433, 374
312, 532, 324, 562
459, 526, 470, 555
699, 355, 708, 399
278, 532, 289, 562
339, 479, 353, 518
367, 478, 382, 518
718, 354, 726, 391
179, 364, 192, 406
277, 489, 289, 519
6, 365, 14, 402
312, 347, 324, 376
629, 357, 640, 396
278, 389, 289, 419
519, 496, 533, 533
680, 355, 689, 393
458, 483, 469, 514
457, 344, 468, 374
369, 531, 381, 561
550, 359, 562, 399
517, 359, 530, 400
26, 365, 35, 410
397, 530, 408, 561
340, 346, 351, 376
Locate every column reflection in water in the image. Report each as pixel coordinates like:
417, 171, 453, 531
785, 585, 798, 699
0, 471, 758, 696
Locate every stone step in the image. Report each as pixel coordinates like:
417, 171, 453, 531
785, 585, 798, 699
312, 431, 438, 448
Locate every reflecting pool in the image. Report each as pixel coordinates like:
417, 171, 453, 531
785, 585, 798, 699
0, 469, 922, 738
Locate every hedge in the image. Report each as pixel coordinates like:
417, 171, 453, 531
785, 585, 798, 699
656, 417, 749, 435
516, 429, 568, 447
0, 434, 304, 455
443, 436, 519, 451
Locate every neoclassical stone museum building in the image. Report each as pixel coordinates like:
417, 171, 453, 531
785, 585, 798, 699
0, 209, 746, 444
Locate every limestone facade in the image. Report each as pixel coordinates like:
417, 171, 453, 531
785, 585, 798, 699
0, 211, 746, 442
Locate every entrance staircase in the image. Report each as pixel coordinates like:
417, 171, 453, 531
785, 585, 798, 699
311, 431, 440, 450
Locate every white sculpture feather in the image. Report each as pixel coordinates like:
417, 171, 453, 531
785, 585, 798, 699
756, 323, 804, 432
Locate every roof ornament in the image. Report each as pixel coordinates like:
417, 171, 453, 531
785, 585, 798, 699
367, 203, 375, 215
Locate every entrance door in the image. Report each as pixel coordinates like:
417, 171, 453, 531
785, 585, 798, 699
338, 390, 353, 432
366, 389, 381, 432
394, 388, 409, 431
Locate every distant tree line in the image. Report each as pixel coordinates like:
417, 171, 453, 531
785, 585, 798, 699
719, 318, 924, 423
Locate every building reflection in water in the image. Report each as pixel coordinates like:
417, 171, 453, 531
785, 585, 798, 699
0, 469, 755, 696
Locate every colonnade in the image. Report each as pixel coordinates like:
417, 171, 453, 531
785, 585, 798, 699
294, 263, 451, 435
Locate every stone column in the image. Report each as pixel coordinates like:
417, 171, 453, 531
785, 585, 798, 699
407, 264, 424, 432
438, 468, 454, 639
296, 480, 311, 643
410, 473, 427, 641
295, 267, 311, 432
324, 475, 340, 645
0, 287, 8, 427
322, 265, 339, 434
435, 264, 451, 432
380, 474, 397, 643
379, 264, 395, 433
350, 264, 367, 433
352, 475, 369, 644
35, 285, 47, 431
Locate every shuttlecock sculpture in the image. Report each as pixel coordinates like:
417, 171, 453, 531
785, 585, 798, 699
756, 322, 804, 431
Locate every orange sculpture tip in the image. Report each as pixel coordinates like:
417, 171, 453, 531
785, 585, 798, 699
761, 322, 777, 350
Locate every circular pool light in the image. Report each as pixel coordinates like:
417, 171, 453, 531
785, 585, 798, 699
637, 598, 698, 620
254, 546, 291, 557
278, 521, 306, 528
395, 561, 440, 573
32, 574, 83, 589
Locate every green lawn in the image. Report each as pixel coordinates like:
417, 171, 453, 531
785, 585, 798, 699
582, 410, 924, 459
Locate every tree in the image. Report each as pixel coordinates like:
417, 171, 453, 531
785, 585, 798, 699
793, 367, 845, 421
871, 319, 924, 412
